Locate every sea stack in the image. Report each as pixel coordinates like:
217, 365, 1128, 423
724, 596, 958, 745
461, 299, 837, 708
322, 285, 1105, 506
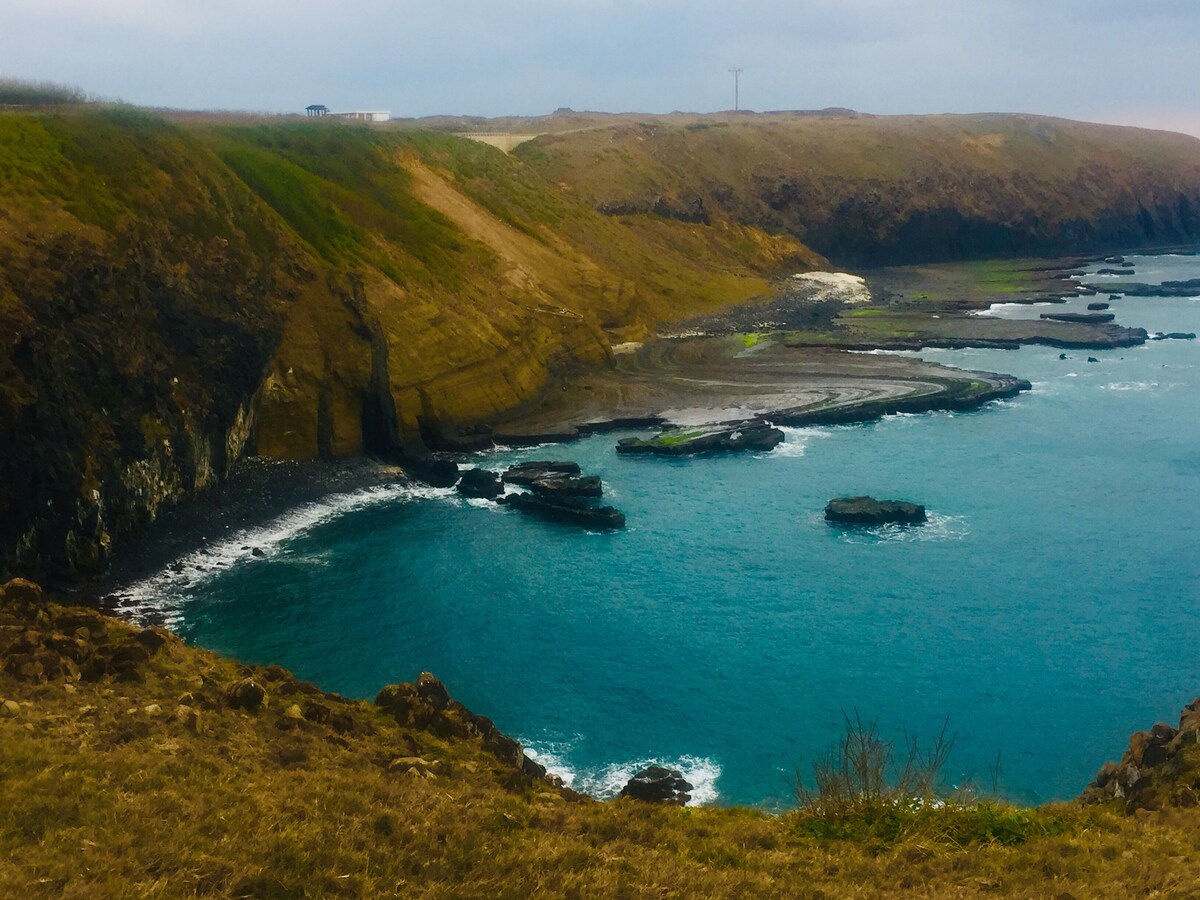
825, 496, 927, 526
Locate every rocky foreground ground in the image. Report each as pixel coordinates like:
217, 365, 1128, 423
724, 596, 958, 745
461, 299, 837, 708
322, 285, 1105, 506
4, 576, 1200, 898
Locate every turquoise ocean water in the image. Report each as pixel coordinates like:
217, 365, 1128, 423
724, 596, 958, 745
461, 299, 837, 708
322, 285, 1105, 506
129, 254, 1200, 808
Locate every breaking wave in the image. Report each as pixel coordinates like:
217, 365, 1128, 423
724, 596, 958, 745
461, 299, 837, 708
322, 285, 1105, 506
524, 744, 721, 806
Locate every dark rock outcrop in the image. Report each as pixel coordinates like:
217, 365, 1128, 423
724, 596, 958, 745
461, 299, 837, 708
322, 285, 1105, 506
529, 475, 603, 499
1087, 302, 1111, 311
1083, 696, 1200, 813
617, 423, 784, 456
825, 496, 927, 526
619, 766, 694, 805
501, 461, 583, 486
500, 493, 625, 530
225, 678, 268, 711
456, 468, 504, 499
1039, 312, 1116, 324
1150, 332, 1197, 341
406, 458, 460, 488
1085, 278, 1200, 298
0, 578, 171, 685
375, 671, 562, 786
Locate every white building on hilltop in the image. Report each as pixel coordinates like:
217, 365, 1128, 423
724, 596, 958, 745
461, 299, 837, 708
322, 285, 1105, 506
342, 110, 390, 123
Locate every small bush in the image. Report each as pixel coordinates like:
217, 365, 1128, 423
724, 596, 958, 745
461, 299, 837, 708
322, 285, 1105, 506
791, 712, 1068, 846
0, 79, 88, 107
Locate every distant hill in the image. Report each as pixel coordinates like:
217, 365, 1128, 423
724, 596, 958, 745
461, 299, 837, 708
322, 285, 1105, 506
514, 112, 1200, 265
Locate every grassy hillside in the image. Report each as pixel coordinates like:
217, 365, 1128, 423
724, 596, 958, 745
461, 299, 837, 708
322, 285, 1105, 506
0, 108, 815, 578
3, 577, 1200, 898
517, 112, 1200, 265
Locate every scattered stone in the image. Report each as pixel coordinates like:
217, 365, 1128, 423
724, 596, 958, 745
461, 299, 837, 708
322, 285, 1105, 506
278, 746, 308, 767
1087, 357, 1099, 363
0, 579, 44, 609
135, 628, 169, 653
1059, 353, 1069, 360
284, 704, 304, 720
617, 423, 784, 456
619, 766, 694, 805
251, 547, 266, 558
1, 699, 20, 717
456, 468, 504, 500
143, 703, 163, 717
225, 678, 267, 711
173, 705, 202, 733
825, 496, 927, 526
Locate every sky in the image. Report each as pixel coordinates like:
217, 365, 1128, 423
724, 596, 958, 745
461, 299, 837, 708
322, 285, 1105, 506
2, 0, 1199, 137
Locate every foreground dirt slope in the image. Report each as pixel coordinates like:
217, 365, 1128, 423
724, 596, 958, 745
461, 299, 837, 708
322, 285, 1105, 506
2, 577, 1200, 898
520, 112, 1200, 265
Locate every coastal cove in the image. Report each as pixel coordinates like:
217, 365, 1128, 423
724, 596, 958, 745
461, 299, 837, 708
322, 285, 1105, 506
117, 255, 1200, 811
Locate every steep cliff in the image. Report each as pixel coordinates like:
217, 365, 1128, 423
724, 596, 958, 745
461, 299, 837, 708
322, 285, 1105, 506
519, 112, 1200, 265
0, 109, 813, 578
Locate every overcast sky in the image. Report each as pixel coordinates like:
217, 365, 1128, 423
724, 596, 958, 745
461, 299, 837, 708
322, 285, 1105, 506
3, 0, 1198, 137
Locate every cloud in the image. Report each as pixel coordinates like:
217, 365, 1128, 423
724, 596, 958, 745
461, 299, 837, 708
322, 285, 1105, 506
0, 0, 1197, 135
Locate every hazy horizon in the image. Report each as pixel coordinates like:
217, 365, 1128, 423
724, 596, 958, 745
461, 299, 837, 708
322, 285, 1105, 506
3, 0, 1198, 139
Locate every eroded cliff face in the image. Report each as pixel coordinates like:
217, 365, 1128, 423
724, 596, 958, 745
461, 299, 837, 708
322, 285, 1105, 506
0, 112, 304, 577
0, 112, 812, 578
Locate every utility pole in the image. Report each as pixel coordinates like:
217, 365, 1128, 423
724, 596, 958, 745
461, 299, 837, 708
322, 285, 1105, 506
728, 68, 743, 111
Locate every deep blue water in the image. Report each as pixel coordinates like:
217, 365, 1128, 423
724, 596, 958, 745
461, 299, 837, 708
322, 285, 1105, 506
130, 254, 1200, 808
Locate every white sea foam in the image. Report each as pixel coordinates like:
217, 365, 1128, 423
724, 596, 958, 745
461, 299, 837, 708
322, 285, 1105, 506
772, 427, 832, 458
829, 511, 970, 545
119, 482, 456, 625
1102, 381, 1159, 392
524, 746, 722, 806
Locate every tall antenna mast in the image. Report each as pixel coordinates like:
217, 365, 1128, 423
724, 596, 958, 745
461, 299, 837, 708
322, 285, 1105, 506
728, 68, 744, 111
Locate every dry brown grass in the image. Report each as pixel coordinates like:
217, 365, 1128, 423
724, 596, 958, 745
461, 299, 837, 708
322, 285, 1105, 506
3, 583, 1200, 898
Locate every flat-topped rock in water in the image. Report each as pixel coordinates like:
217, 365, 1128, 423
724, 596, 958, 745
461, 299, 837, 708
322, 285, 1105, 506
1039, 312, 1116, 324
1087, 302, 1111, 311
529, 474, 603, 498
1086, 278, 1200, 298
501, 461, 582, 486
456, 468, 503, 499
500, 493, 625, 530
619, 766, 693, 805
825, 496, 927, 526
617, 423, 784, 456
1151, 332, 1197, 341
1094, 268, 1133, 276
